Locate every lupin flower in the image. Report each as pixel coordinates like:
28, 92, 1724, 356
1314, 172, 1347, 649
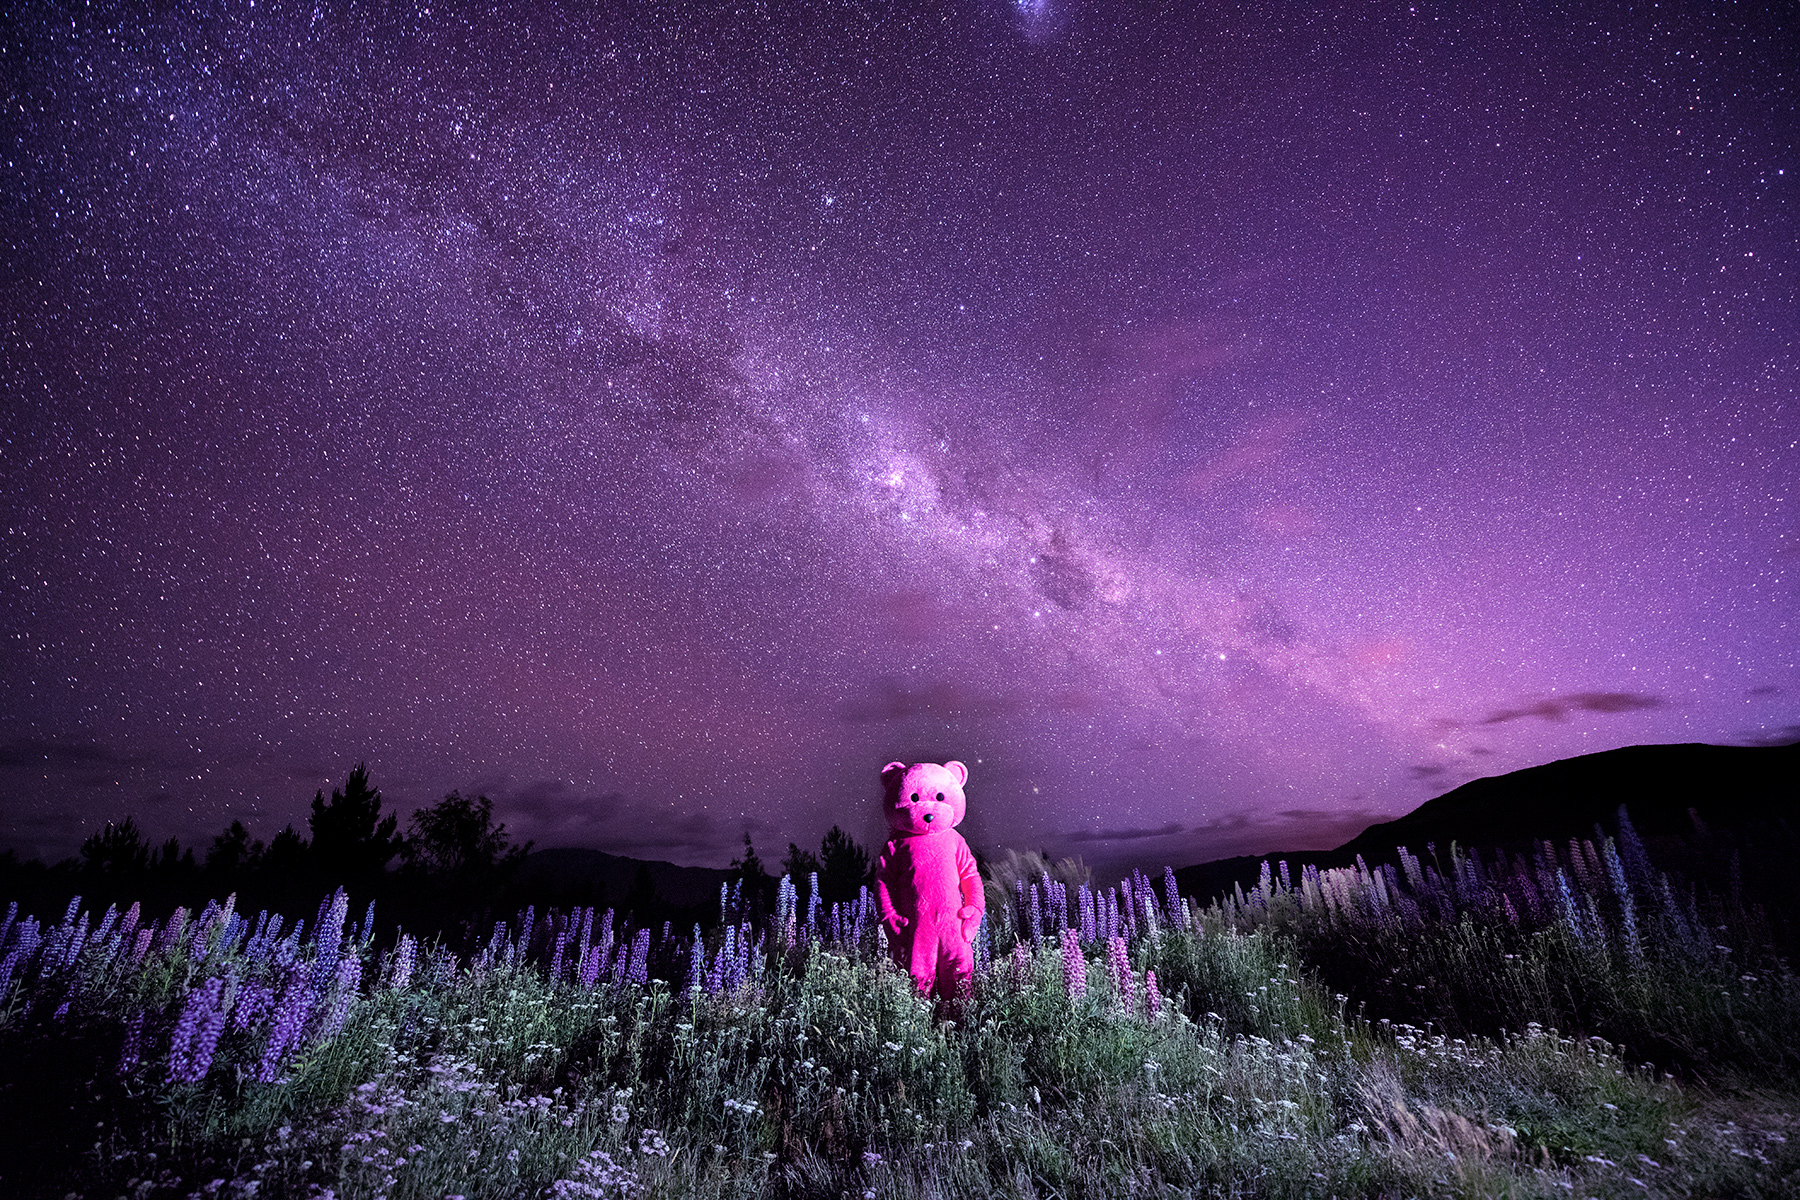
386, 935, 416, 990
776, 875, 799, 948
169, 976, 227, 1085
154, 908, 189, 959
576, 906, 595, 967
739, 925, 757, 986
626, 928, 652, 986
189, 900, 221, 962
1061, 928, 1085, 1000
0, 924, 42, 996
1107, 935, 1134, 1012
319, 953, 363, 1037
719, 925, 741, 991
255, 969, 315, 1082
609, 942, 630, 985
313, 890, 349, 995
190, 977, 234, 1078
549, 929, 569, 983
232, 980, 274, 1032
687, 925, 706, 992
1163, 867, 1184, 930
92, 904, 120, 949
59, 911, 93, 969
1144, 968, 1161, 1021
117, 1010, 147, 1076
579, 946, 603, 990
271, 922, 303, 970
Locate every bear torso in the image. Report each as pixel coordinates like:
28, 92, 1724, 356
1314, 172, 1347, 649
877, 830, 978, 920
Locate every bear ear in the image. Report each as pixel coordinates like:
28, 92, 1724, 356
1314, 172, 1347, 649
943, 760, 968, 786
881, 761, 908, 781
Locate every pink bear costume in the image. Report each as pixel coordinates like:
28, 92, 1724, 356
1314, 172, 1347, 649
875, 760, 985, 1000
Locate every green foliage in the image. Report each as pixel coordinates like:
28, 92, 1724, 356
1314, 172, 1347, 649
3, 839, 1799, 1199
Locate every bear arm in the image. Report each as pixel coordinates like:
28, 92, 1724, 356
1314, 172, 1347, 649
874, 847, 905, 925
955, 837, 985, 914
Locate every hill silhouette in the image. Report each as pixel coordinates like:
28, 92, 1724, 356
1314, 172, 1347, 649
513, 846, 737, 911
1175, 740, 1799, 904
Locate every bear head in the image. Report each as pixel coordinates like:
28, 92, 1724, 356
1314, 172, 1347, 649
880, 760, 969, 838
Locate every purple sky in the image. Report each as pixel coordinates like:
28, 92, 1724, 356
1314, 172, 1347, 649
3, 2, 1795, 877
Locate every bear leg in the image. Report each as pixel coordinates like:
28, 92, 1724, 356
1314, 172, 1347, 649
934, 938, 974, 1000
907, 923, 944, 996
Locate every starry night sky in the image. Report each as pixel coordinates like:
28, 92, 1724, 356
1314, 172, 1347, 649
3, 1, 1795, 876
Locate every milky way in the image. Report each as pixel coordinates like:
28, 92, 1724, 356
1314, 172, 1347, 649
3, 1, 1795, 876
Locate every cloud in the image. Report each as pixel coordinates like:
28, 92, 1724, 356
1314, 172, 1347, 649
1408, 765, 1448, 779
873, 589, 965, 642
1737, 725, 1800, 747
0, 737, 150, 769
493, 780, 748, 864
835, 677, 1102, 723
836, 679, 1011, 723
1476, 691, 1664, 726
1182, 413, 1308, 496
1059, 822, 1187, 844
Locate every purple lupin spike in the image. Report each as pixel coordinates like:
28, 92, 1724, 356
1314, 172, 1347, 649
1107, 935, 1134, 1011
319, 953, 361, 1037
579, 946, 603, 990
169, 976, 226, 1085
1061, 928, 1085, 1000
255, 968, 315, 1083
627, 928, 651, 986
549, 928, 569, 983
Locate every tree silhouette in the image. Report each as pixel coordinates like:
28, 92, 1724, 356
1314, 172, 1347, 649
818, 825, 871, 902
80, 818, 150, 876
264, 825, 308, 874
730, 832, 774, 915
731, 832, 767, 883
624, 864, 658, 919
402, 791, 528, 877
152, 836, 194, 874
783, 842, 822, 893
308, 763, 401, 883
205, 819, 263, 875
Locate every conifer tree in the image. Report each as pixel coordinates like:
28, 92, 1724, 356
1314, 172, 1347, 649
308, 763, 401, 883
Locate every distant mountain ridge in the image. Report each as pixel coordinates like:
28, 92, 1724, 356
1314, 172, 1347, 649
1175, 740, 1799, 905
513, 846, 736, 911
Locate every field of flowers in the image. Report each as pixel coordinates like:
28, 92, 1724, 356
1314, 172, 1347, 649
2, 821, 1797, 1198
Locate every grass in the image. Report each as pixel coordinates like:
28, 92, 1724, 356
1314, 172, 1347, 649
1, 836, 1797, 1198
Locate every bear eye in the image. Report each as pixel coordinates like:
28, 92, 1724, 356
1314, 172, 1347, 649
936, 792, 944, 801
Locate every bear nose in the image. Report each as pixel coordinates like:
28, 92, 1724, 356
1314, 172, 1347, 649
922, 813, 934, 823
